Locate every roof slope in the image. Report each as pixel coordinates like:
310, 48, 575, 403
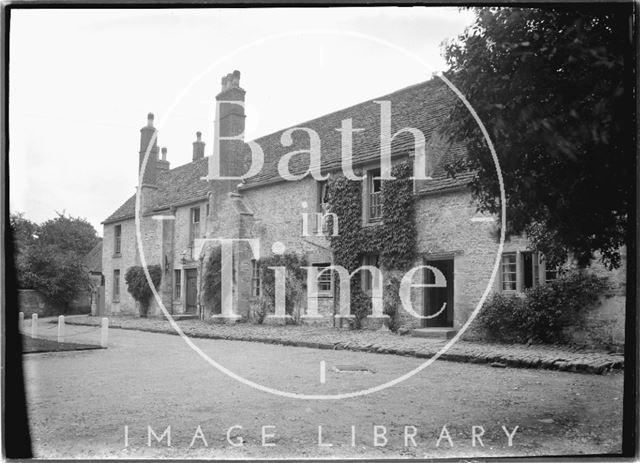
103, 77, 471, 224
83, 240, 103, 273
103, 157, 210, 224
241, 78, 469, 189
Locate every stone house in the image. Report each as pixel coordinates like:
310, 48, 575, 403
102, 70, 625, 345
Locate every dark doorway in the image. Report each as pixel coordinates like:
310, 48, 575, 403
422, 259, 454, 328
185, 269, 198, 314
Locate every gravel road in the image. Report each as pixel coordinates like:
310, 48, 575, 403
23, 324, 623, 459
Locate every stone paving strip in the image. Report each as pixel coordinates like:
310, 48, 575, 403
61, 316, 624, 374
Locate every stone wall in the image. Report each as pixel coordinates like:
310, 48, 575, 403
18, 289, 91, 317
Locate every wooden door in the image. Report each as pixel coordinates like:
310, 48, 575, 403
423, 259, 454, 328
185, 269, 198, 314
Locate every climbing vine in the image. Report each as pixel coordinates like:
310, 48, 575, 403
326, 160, 417, 327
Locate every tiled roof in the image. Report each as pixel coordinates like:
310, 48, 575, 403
83, 240, 103, 273
240, 77, 470, 189
103, 158, 210, 224
103, 77, 471, 224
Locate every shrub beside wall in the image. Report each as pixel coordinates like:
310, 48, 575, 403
124, 265, 162, 317
477, 270, 608, 344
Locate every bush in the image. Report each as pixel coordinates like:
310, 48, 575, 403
383, 276, 401, 332
348, 287, 372, 330
249, 296, 269, 324
478, 270, 608, 343
125, 265, 162, 317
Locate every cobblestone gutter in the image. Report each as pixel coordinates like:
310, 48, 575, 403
61, 316, 624, 375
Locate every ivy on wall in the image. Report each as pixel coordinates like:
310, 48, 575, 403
326, 160, 417, 327
327, 160, 417, 273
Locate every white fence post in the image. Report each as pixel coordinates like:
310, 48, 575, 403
31, 313, 38, 338
57, 315, 65, 343
19, 312, 24, 332
100, 317, 109, 348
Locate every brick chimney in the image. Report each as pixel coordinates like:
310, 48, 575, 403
192, 131, 205, 161
215, 70, 246, 179
157, 147, 170, 172
139, 112, 159, 188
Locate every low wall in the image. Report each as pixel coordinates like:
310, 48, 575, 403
18, 289, 92, 317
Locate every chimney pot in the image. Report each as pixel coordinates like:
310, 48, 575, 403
147, 112, 154, 127
193, 131, 205, 161
161, 147, 167, 161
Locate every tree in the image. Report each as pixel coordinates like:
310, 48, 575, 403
38, 213, 99, 256
10, 212, 100, 309
125, 265, 162, 317
20, 244, 90, 309
442, 6, 634, 268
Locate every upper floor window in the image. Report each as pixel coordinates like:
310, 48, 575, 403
364, 168, 383, 224
189, 207, 201, 247
317, 181, 330, 213
114, 224, 122, 255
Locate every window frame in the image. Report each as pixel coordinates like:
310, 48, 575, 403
362, 168, 383, 225
501, 251, 560, 294
312, 263, 333, 295
500, 253, 518, 292
113, 269, 120, 302
114, 224, 122, 256
189, 206, 201, 247
174, 269, 181, 299
250, 260, 261, 298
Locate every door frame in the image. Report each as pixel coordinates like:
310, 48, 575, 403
184, 268, 199, 314
422, 255, 455, 328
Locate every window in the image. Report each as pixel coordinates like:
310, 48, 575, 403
313, 181, 332, 235
174, 270, 181, 299
501, 253, 517, 291
313, 263, 333, 293
113, 270, 120, 302
114, 225, 122, 255
501, 251, 559, 293
317, 181, 330, 213
542, 255, 559, 282
364, 168, 383, 223
251, 260, 261, 297
361, 254, 380, 293
189, 207, 201, 247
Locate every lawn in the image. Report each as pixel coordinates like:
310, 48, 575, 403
21, 335, 102, 354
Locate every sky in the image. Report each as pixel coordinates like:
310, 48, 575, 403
9, 7, 476, 235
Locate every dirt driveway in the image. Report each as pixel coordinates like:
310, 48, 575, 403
23, 324, 623, 459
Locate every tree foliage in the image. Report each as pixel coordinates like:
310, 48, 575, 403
10, 212, 100, 309
478, 270, 608, 343
443, 6, 633, 268
124, 265, 162, 317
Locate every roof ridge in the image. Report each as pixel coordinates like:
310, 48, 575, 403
249, 77, 443, 144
